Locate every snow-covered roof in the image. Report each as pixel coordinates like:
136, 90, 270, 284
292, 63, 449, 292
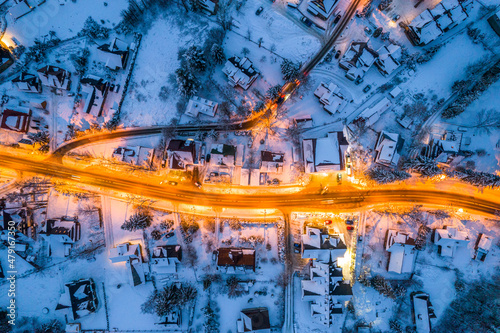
109, 243, 140, 263
477, 234, 492, 251
302, 227, 347, 262
413, 293, 431, 333
8, 0, 31, 19
434, 227, 470, 257
374, 130, 403, 167
185, 96, 218, 118
390, 86, 402, 98
222, 56, 259, 90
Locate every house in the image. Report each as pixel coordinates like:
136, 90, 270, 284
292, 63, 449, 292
385, 230, 416, 274
39, 217, 81, 257
433, 227, 470, 257
0, 208, 32, 239
8, 0, 32, 20
237, 307, 271, 333
0, 108, 32, 133
487, 9, 500, 37
12, 72, 42, 93
301, 227, 347, 263
185, 96, 218, 118
303, 132, 349, 173
150, 245, 182, 274
353, 98, 392, 128
109, 243, 145, 286
474, 234, 492, 262
0, 45, 13, 73
307, 0, 339, 20
37, 65, 71, 90
374, 131, 404, 168
112, 146, 154, 168
313, 82, 348, 114
216, 247, 256, 273
80, 75, 109, 117
198, 0, 218, 14
222, 56, 259, 90
64, 323, 81, 333
412, 292, 436, 333
210, 143, 237, 166
375, 44, 401, 76
167, 139, 196, 170
406, 0, 471, 46
97, 38, 129, 70
56, 279, 98, 321
260, 151, 284, 173
157, 309, 182, 328
339, 42, 378, 81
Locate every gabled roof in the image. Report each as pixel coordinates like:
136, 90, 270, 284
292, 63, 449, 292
241, 307, 271, 331
261, 151, 284, 163
217, 247, 255, 270
0, 108, 32, 133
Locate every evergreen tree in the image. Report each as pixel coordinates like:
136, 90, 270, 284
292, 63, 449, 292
280, 58, 301, 81
210, 43, 226, 64
121, 210, 153, 231
266, 84, 282, 101
175, 66, 199, 97
202, 302, 220, 333
184, 45, 207, 71
404, 156, 443, 177
79, 17, 110, 39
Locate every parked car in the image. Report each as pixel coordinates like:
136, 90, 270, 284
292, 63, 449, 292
363, 84, 372, 93
334, 50, 341, 59
300, 16, 313, 27
337, 173, 342, 184
392, 14, 400, 21
347, 226, 354, 231
345, 220, 354, 225
168, 181, 178, 186
256, 6, 264, 15
347, 165, 352, 176
294, 242, 301, 248
194, 181, 202, 188
354, 77, 364, 85
165, 232, 175, 238
373, 27, 383, 37
334, 14, 341, 24
324, 220, 333, 225
294, 248, 300, 253
287, 1, 298, 8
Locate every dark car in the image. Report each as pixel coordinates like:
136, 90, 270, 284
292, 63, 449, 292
392, 14, 400, 21
354, 77, 364, 85
301, 16, 313, 27
334, 14, 341, 24
294, 248, 300, 253
256, 6, 264, 15
168, 181, 178, 186
363, 85, 372, 93
347, 226, 354, 231
345, 220, 354, 225
165, 232, 175, 238
334, 50, 341, 59
294, 242, 301, 248
373, 27, 383, 38
194, 181, 202, 188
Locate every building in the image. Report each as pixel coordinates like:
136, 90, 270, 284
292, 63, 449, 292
0, 208, 32, 239
37, 65, 71, 90
374, 131, 404, 168
0, 108, 32, 133
474, 234, 492, 262
260, 151, 284, 173
385, 230, 416, 274
167, 139, 196, 170
216, 247, 256, 273
303, 132, 349, 173
97, 38, 129, 70
185, 96, 218, 118
307, 0, 339, 20
313, 82, 348, 114
339, 42, 378, 81
433, 227, 470, 257
112, 146, 154, 168
109, 243, 145, 286
157, 309, 182, 329
487, 10, 500, 37
412, 292, 436, 333
353, 98, 392, 128
406, 0, 471, 46
8, 0, 32, 20
56, 279, 98, 321
150, 245, 182, 274
222, 56, 259, 90
210, 143, 237, 166
80, 75, 109, 117
12, 72, 42, 93
301, 227, 347, 263
0, 45, 13, 74
237, 307, 271, 333
39, 217, 81, 257
198, 0, 218, 14
375, 44, 401, 76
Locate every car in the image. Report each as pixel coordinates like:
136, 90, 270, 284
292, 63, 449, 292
165, 232, 175, 238
324, 220, 333, 225
364, 26, 372, 35
287, 1, 298, 8
293, 242, 301, 248
373, 27, 383, 38
300, 16, 313, 27
358, 235, 363, 242
256, 6, 264, 15
194, 181, 202, 188
392, 14, 400, 21
334, 14, 341, 24
168, 181, 178, 186
294, 248, 300, 253
334, 50, 341, 59
345, 153, 351, 163
345, 219, 354, 225
347, 165, 352, 176
347, 226, 354, 231
337, 173, 342, 184
363, 84, 372, 93
354, 77, 364, 85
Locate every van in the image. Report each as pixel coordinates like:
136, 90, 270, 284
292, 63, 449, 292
287, 1, 298, 8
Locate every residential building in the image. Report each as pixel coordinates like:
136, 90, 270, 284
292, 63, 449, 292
112, 146, 154, 168
56, 279, 98, 321
385, 230, 416, 274
150, 245, 182, 274
353, 97, 392, 128
339, 42, 378, 81
301, 227, 347, 263
109, 243, 145, 286
374, 131, 404, 167
0, 108, 32, 133
222, 56, 259, 90
474, 234, 492, 262
303, 132, 349, 173
433, 227, 470, 257
260, 151, 284, 173
0, 45, 13, 74
167, 139, 196, 170
307, 0, 339, 20
313, 81, 348, 114
406, 0, 471, 46
12, 72, 42, 93
39, 217, 81, 257
216, 247, 256, 273
80, 75, 109, 117
198, 0, 218, 14
412, 292, 436, 333
8, 0, 31, 20
375, 44, 401, 76
64, 324, 81, 333
97, 38, 130, 70
237, 307, 271, 333
37, 65, 71, 90
0, 208, 32, 239
185, 96, 218, 118
210, 143, 237, 166
487, 9, 500, 37
157, 309, 182, 329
